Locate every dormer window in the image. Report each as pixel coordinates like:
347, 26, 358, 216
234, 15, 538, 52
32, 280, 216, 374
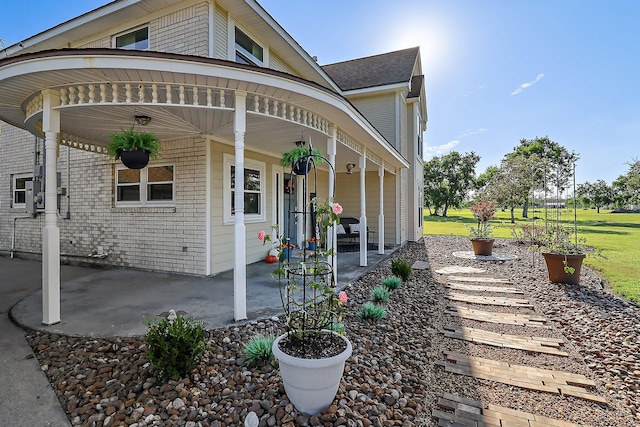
234, 27, 263, 66
115, 27, 149, 50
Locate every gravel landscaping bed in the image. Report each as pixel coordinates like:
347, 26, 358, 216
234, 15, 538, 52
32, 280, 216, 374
26, 236, 639, 426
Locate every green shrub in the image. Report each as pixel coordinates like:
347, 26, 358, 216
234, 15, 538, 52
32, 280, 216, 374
382, 276, 402, 291
144, 314, 208, 380
391, 258, 412, 282
357, 302, 386, 321
371, 286, 391, 303
243, 334, 276, 368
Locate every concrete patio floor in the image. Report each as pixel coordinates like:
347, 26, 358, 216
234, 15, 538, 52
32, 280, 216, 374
9, 249, 395, 337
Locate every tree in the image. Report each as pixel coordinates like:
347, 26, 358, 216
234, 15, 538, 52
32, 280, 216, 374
508, 136, 579, 217
483, 155, 535, 223
423, 151, 480, 216
577, 180, 612, 213
475, 165, 500, 192
612, 159, 640, 208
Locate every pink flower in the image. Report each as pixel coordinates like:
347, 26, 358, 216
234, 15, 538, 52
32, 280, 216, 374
338, 291, 348, 303
332, 203, 343, 215
257, 230, 265, 241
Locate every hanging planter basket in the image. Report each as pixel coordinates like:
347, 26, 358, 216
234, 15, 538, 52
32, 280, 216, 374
291, 158, 312, 175
119, 149, 150, 169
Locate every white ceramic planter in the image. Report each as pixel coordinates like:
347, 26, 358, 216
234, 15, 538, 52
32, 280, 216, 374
272, 332, 352, 415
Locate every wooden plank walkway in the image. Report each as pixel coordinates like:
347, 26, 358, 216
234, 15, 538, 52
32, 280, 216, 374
435, 351, 607, 405
446, 292, 534, 308
432, 393, 584, 427
446, 282, 524, 294
443, 324, 568, 356
447, 275, 512, 284
446, 305, 548, 327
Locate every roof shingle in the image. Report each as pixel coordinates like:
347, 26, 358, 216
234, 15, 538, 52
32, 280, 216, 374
322, 47, 419, 91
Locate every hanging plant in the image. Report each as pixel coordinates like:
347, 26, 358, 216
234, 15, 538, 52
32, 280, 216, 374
280, 147, 325, 175
106, 129, 161, 169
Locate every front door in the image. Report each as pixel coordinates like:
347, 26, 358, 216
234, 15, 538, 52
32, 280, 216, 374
283, 173, 297, 246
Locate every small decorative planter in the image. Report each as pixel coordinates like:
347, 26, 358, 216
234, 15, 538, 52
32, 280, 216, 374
281, 248, 294, 260
119, 149, 150, 169
307, 242, 317, 250
542, 252, 585, 285
471, 238, 494, 256
272, 332, 352, 415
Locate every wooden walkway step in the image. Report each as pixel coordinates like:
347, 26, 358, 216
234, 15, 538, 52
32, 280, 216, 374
446, 292, 534, 308
436, 351, 607, 405
443, 324, 568, 356
447, 275, 512, 284
446, 305, 548, 327
446, 282, 524, 294
432, 393, 583, 427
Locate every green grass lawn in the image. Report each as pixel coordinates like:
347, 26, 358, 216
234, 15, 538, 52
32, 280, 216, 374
423, 207, 640, 303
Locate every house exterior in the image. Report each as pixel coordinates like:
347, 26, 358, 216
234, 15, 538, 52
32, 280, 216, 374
0, 0, 427, 324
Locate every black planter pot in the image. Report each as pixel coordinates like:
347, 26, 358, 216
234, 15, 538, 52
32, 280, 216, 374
119, 149, 150, 169
291, 158, 312, 175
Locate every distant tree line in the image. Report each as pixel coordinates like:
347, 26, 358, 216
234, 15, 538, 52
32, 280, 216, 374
423, 136, 640, 220
577, 160, 640, 212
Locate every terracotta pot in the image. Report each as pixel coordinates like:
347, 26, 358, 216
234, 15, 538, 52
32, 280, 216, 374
542, 252, 585, 285
272, 332, 352, 415
119, 149, 150, 169
470, 238, 494, 256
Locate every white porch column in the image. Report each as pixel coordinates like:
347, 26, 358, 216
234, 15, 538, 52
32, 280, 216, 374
41, 90, 61, 325
326, 126, 337, 279
359, 152, 367, 267
233, 91, 247, 321
378, 164, 385, 255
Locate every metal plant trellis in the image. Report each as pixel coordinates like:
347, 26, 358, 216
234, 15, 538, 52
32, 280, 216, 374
279, 139, 342, 345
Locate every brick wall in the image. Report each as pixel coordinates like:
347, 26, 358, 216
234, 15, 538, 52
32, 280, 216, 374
0, 121, 208, 275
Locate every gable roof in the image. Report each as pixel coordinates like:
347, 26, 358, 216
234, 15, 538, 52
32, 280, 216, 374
321, 46, 420, 92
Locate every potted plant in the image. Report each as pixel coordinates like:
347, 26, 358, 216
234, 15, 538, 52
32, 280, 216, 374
468, 199, 498, 256
259, 197, 351, 415
280, 146, 325, 175
307, 236, 319, 250
539, 223, 586, 285
107, 128, 161, 169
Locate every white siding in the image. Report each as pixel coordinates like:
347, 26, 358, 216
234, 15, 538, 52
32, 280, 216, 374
350, 94, 397, 147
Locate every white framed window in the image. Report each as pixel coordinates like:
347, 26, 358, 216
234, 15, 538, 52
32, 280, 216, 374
12, 173, 32, 208
232, 26, 264, 66
115, 164, 175, 207
223, 154, 266, 224
114, 26, 149, 50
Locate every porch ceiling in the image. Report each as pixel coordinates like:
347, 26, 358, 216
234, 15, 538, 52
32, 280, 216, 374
0, 49, 407, 171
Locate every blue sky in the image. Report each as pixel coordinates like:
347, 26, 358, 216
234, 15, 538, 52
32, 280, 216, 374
2, 0, 638, 184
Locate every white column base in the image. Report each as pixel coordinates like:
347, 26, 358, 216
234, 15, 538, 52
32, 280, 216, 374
378, 214, 385, 255
233, 222, 247, 321
42, 225, 60, 325
359, 216, 367, 267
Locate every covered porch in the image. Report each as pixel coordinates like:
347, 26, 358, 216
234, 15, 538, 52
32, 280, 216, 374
9, 248, 395, 338
0, 49, 408, 325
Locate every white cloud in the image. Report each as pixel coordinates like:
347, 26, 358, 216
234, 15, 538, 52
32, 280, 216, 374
460, 128, 487, 137
511, 73, 544, 95
425, 140, 460, 157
